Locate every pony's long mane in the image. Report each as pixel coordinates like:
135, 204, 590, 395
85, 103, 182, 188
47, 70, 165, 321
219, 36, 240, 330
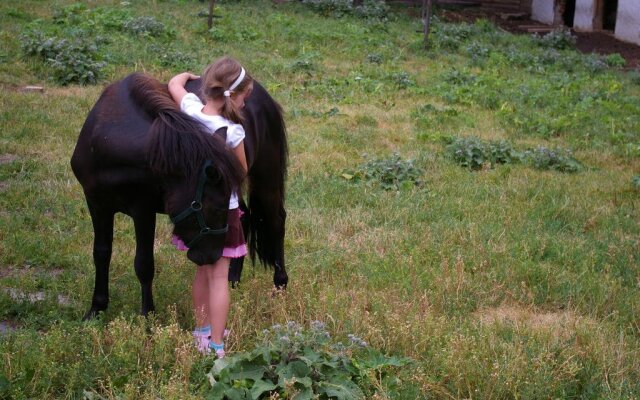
129, 73, 243, 190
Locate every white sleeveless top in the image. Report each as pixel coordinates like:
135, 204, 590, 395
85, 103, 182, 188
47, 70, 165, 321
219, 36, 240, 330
180, 93, 245, 209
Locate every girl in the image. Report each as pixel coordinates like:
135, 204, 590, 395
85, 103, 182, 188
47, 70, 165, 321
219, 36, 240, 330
168, 56, 253, 357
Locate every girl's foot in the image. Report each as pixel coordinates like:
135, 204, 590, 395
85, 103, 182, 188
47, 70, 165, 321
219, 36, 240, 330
209, 341, 225, 358
193, 326, 211, 355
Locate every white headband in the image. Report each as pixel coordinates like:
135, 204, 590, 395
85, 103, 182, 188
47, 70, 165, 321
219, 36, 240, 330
223, 68, 246, 97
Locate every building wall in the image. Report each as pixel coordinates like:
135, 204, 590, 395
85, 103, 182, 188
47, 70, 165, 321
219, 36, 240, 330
573, 0, 596, 30
531, 0, 555, 24
615, 0, 640, 45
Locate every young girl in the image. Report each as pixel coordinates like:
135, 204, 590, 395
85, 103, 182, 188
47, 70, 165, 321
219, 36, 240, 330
168, 56, 253, 357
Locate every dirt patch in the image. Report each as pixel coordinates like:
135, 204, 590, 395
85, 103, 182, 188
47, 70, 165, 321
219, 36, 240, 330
0, 154, 18, 165
2, 288, 70, 306
0, 266, 65, 280
0, 319, 21, 335
440, 9, 640, 69
475, 305, 594, 339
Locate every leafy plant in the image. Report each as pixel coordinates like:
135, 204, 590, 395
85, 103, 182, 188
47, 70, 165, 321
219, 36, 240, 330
389, 71, 414, 89
20, 31, 105, 85
365, 53, 383, 64
446, 136, 518, 170
605, 53, 626, 68
123, 16, 169, 37
632, 175, 640, 189
301, 0, 389, 20
534, 29, 576, 50
446, 136, 489, 170
201, 321, 409, 399
344, 153, 424, 190
523, 146, 582, 173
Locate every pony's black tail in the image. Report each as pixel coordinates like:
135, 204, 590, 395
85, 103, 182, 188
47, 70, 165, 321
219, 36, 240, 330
245, 85, 288, 275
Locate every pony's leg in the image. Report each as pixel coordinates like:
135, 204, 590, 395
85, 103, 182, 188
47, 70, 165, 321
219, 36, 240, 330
228, 202, 249, 287
84, 201, 115, 320
131, 209, 157, 316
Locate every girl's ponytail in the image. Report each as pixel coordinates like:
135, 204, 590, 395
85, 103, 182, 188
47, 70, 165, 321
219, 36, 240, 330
201, 57, 252, 124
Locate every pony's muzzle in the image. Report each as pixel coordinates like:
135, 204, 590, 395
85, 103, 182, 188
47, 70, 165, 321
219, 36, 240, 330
187, 247, 223, 266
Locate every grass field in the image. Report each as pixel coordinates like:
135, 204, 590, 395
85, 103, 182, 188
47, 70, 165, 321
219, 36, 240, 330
1, 0, 639, 398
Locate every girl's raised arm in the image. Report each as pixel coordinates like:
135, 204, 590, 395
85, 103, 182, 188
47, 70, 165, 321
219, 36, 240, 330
168, 72, 199, 106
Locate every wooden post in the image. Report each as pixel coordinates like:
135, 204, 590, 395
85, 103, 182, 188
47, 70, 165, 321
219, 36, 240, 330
422, 0, 434, 48
208, 0, 216, 29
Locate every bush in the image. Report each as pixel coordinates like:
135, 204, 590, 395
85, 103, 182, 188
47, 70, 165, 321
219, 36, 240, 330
523, 146, 582, 173
344, 153, 424, 190
301, 0, 389, 20
389, 71, 414, 89
20, 31, 105, 85
446, 136, 518, 170
605, 53, 626, 68
534, 29, 576, 50
200, 321, 410, 399
123, 16, 168, 37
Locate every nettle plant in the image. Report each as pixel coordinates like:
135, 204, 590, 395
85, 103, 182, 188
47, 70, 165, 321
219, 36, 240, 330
446, 136, 518, 170
523, 146, 583, 173
20, 31, 106, 85
343, 153, 425, 190
445, 136, 583, 173
533, 28, 576, 50
201, 321, 409, 399
301, 0, 389, 20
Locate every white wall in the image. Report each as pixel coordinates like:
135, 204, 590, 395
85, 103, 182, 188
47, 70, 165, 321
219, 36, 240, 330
531, 0, 556, 25
615, 0, 640, 45
573, 0, 596, 31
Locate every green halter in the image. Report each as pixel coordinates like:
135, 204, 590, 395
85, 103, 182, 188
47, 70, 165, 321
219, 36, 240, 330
170, 160, 229, 249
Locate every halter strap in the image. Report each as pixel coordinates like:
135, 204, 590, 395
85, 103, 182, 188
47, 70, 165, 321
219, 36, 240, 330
170, 160, 228, 248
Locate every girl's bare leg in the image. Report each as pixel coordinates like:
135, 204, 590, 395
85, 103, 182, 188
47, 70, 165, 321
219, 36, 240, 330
204, 257, 230, 345
192, 266, 210, 329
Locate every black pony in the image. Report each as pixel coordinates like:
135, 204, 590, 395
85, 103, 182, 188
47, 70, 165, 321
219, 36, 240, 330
71, 73, 288, 319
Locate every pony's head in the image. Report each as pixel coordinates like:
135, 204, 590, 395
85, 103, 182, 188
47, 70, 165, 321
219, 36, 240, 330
133, 74, 244, 266
165, 159, 235, 266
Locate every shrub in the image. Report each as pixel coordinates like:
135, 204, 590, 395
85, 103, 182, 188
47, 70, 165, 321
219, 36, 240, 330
20, 31, 105, 85
523, 146, 582, 173
466, 42, 490, 65
446, 136, 520, 170
446, 136, 489, 170
123, 16, 168, 37
582, 54, 609, 73
605, 53, 626, 68
200, 321, 410, 399
365, 53, 383, 64
153, 47, 196, 70
534, 29, 576, 50
389, 71, 414, 89
344, 153, 424, 190
301, 0, 389, 20
353, 0, 389, 20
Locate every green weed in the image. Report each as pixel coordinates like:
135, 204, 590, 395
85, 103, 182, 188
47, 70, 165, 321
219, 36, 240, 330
199, 321, 410, 399
1, 0, 640, 398
342, 153, 424, 190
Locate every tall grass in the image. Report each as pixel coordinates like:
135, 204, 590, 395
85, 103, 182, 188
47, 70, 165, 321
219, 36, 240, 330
1, 0, 639, 398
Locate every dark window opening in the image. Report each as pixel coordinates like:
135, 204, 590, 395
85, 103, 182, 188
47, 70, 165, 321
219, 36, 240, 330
603, 0, 617, 31
563, 0, 576, 27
